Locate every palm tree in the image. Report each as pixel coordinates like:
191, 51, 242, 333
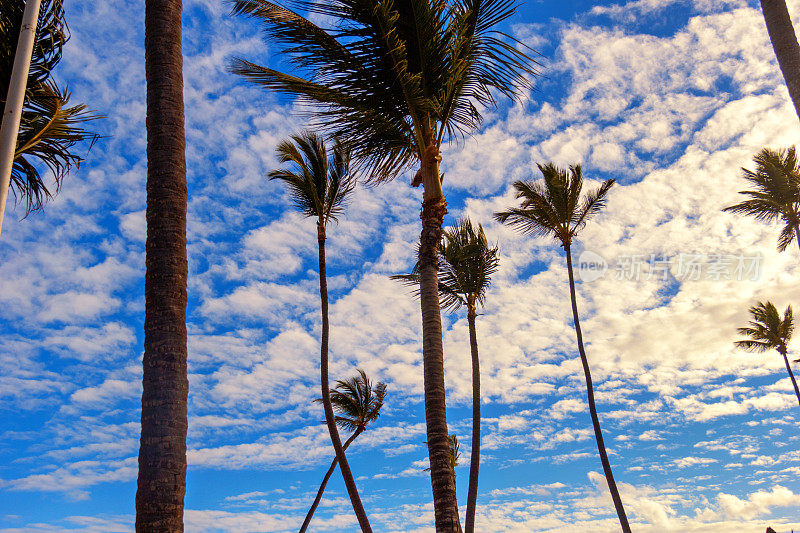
300, 369, 387, 533
723, 147, 800, 253
494, 163, 630, 532
230, 3, 537, 529
0, 0, 98, 218
759, 0, 800, 121
393, 218, 498, 533
268, 131, 371, 531
735, 301, 800, 409
135, 0, 189, 530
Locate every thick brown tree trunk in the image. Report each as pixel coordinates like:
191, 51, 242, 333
418, 147, 461, 533
565, 245, 631, 533
464, 305, 481, 533
299, 427, 363, 533
761, 0, 800, 121
136, 1, 188, 531
317, 226, 372, 532
778, 346, 800, 409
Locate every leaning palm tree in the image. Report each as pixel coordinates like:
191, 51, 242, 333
735, 301, 800, 409
1, 0, 98, 219
759, 0, 800, 122
494, 163, 630, 532
300, 369, 387, 533
393, 218, 498, 533
136, 0, 189, 530
724, 147, 800, 252
230, 3, 537, 528
268, 131, 370, 531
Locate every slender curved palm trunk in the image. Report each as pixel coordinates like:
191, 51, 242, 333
299, 427, 363, 533
418, 147, 461, 533
136, 1, 188, 531
317, 226, 372, 532
778, 347, 800, 409
564, 245, 631, 533
464, 305, 481, 533
760, 0, 800, 121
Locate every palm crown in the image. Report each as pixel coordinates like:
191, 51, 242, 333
269, 131, 356, 229
393, 218, 499, 312
494, 163, 615, 246
231, 0, 537, 182
316, 368, 387, 432
1, 0, 99, 213
736, 301, 794, 354
723, 147, 800, 252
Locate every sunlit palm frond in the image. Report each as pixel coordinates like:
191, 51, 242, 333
724, 147, 800, 251
735, 301, 793, 353
232, 0, 538, 184
316, 368, 387, 432
269, 131, 356, 225
11, 81, 100, 214
392, 218, 499, 312
495, 163, 615, 246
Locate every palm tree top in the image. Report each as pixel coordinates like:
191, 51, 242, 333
315, 368, 387, 432
723, 146, 800, 252
392, 217, 499, 312
1, 0, 100, 214
735, 301, 793, 354
231, 0, 539, 182
269, 131, 356, 228
494, 163, 615, 246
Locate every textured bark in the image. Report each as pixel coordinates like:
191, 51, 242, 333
761, 0, 800, 121
317, 228, 372, 532
464, 305, 481, 533
778, 347, 800, 409
136, 1, 188, 531
299, 427, 363, 533
418, 150, 460, 532
565, 245, 631, 533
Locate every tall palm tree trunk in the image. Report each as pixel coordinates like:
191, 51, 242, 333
564, 245, 631, 533
465, 305, 481, 533
299, 427, 363, 533
778, 347, 800, 409
760, 0, 800, 121
317, 225, 372, 533
419, 150, 461, 533
136, 1, 189, 531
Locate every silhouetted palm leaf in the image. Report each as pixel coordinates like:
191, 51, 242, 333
1, 0, 100, 214
724, 147, 800, 252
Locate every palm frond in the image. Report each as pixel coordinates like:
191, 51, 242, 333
495, 163, 613, 246
735, 301, 792, 354
231, 0, 539, 185
269, 131, 356, 225
723, 146, 800, 251
315, 368, 387, 432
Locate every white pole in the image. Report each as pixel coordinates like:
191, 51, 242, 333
0, 0, 43, 239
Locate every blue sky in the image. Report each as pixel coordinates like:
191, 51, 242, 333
2, 0, 800, 531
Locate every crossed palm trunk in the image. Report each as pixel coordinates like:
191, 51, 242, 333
564, 245, 631, 533
316, 227, 372, 533
299, 426, 363, 533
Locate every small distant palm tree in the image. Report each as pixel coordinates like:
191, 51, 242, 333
494, 163, 630, 532
723, 147, 800, 252
300, 369, 387, 533
1, 0, 99, 215
735, 301, 800, 409
425, 434, 461, 473
393, 218, 498, 533
269, 131, 371, 530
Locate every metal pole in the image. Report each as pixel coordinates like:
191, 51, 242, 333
0, 0, 43, 239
